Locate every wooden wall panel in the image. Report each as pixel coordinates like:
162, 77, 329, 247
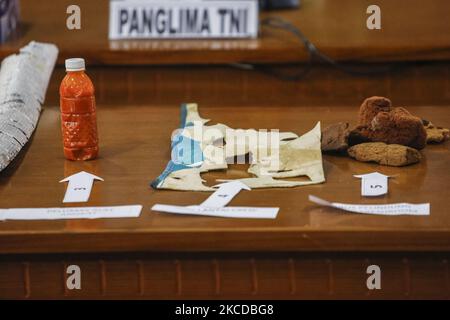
1, 253, 449, 299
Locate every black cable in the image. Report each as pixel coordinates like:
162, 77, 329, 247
233, 16, 395, 81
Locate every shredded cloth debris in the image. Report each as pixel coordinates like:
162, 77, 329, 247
151, 103, 325, 191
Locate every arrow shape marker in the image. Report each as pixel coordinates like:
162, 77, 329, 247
60, 171, 104, 203
354, 172, 390, 197
152, 180, 279, 219
200, 180, 251, 208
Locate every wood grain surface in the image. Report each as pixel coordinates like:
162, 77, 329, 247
42, 63, 450, 108
1, 252, 449, 299
0, 102, 449, 254
1, 0, 449, 64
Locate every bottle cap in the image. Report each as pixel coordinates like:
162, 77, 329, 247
65, 58, 85, 71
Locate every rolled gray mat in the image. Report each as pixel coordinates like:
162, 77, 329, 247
0, 41, 58, 172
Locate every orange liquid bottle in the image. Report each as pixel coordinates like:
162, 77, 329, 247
59, 58, 99, 160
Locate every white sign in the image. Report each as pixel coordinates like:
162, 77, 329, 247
109, 0, 259, 39
354, 172, 390, 197
0, 205, 142, 221
60, 171, 104, 203
309, 195, 430, 216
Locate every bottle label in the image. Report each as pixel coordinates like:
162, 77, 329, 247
60, 96, 96, 113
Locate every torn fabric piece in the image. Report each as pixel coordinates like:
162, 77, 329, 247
151, 103, 325, 191
151, 103, 210, 191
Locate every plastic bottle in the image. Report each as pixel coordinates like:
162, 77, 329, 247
59, 58, 99, 160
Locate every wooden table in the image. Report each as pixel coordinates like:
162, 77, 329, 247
1, 89, 450, 298
1, 0, 450, 299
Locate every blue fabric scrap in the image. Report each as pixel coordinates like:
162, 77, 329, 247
151, 104, 204, 189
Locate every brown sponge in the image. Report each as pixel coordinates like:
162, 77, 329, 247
348, 142, 421, 167
321, 122, 350, 152
349, 97, 427, 150
423, 119, 450, 144
358, 96, 392, 125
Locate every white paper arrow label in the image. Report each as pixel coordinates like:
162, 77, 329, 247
152, 180, 279, 219
309, 195, 430, 216
200, 180, 251, 208
60, 171, 104, 203
354, 172, 390, 197
151, 205, 279, 219
0, 205, 142, 221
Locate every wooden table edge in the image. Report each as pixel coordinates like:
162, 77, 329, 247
1, 229, 450, 254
